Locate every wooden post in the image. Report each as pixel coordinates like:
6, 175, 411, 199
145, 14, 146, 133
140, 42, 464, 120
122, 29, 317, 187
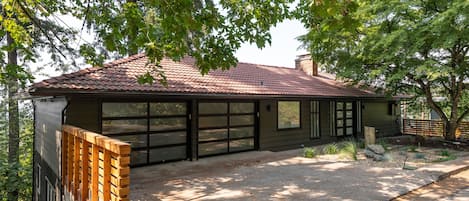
103, 150, 111, 201
91, 144, 99, 201
62, 130, 68, 187
81, 141, 90, 201
73, 136, 80, 197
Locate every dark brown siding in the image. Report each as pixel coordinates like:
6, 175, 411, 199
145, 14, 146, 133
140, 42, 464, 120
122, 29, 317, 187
258, 99, 335, 151
34, 97, 67, 201
65, 97, 100, 133
362, 101, 401, 137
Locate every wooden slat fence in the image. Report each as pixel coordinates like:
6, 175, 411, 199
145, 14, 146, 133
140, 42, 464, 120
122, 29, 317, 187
62, 125, 131, 201
403, 119, 469, 139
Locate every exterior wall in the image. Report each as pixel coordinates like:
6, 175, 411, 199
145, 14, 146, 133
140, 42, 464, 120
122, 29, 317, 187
65, 97, 100, 133
34, 97, 67, 201
258, 99, 335, 151
362, 100, 401, 137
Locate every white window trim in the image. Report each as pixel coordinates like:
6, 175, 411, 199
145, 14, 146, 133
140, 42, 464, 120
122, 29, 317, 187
45, 177, 56, 201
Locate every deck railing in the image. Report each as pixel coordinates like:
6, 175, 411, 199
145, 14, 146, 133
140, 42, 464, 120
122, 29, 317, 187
403, 119, 469, 139
62, 125, 131, 201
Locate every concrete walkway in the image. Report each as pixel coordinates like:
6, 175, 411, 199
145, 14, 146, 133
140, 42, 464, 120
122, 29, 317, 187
130, 150, 469, 201
393, 169, 469, 201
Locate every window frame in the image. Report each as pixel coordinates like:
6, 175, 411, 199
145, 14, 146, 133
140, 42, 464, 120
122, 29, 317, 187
310, 101, 321, 139
277, 100, 302, 130
45, 177, 56, 201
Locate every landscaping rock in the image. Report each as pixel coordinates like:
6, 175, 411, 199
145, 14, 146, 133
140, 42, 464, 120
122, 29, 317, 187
365, 149, 385, 161
367, 144, 385, 154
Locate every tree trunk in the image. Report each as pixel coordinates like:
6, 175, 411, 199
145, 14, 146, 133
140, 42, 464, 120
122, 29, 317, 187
7, 32, 20, 201
444, 118, 458, 141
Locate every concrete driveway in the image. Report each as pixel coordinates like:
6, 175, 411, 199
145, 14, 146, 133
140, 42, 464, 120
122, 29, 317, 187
129, 150, 469, 201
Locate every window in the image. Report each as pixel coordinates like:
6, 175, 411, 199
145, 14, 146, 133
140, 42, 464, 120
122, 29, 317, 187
311, 101, 320, 138
45, 177, 55, 201
278, 101, 301, 129
36, 165, 41, 198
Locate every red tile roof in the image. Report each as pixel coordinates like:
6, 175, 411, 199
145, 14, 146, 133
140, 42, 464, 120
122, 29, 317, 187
31, 54, 383, 98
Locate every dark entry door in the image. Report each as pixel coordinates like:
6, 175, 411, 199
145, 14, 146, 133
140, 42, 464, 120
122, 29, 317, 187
197, 101, 257, 157
336, 101, 355, 137
102, 101, 188, 166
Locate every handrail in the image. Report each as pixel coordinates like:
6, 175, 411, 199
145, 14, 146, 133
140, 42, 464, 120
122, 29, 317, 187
62, 125, 131, 201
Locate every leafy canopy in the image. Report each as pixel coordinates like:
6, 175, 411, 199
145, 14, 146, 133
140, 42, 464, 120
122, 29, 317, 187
297, 0, 469, 126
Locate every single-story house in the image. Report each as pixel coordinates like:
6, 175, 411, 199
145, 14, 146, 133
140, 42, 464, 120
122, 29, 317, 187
30, 54, 401, 200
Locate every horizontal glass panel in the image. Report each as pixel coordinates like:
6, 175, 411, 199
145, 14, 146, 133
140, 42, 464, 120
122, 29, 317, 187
346, 102, 353, 110
113, 134, 147, 148
346, 119, 353, 126
346, 111, 353, 118
131, 150, 147, 165
150, 102, 186, 116
230, 127, 254, 138
337, 102, 343, 109
230, 115, 254, 126
337, 128, 344, 136
346, 127, 353, 135
102, 119, 147, 134
278, 101, 300, 129
230, 103, 254, 114
199, 116, 227, 128
149, 146, 186, 163
230, 139, 254, 152
199, 103, 227, 114
199, 142, 228, 156
199, 129, 228, 142
150, 118, 186, 131
337, 119, 343, 127
102, 102, 147, 118
150, 131, 186, 146
336, 111, 343, 118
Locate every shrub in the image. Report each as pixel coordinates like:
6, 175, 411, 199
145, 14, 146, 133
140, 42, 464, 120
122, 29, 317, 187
322, 143, 339, 154
339, 141, 358, 160
414, 153, 426, 159
408, 145, 418, 152
377, 139, 390, 151
303, 147, 317, 158
440, 149, 450, 157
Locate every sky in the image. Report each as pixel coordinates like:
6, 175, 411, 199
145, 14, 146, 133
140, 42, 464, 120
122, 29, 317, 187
235, 19, 308, 68
35, 17, 308, 82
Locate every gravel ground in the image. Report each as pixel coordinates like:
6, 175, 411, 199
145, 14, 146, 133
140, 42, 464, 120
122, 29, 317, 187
130, 147, 469, 201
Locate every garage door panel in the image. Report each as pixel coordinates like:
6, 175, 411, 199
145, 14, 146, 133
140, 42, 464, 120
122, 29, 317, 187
199, 142, 228, 156
229, 127, 254, 138
150, 118, 186, 131
198, 101, 257, 157
199, 129, 228, 142
150, 131, 187, 146
150, 146, 186, 163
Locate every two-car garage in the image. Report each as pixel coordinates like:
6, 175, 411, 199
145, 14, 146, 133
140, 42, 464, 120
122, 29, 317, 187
101, 100, 258, 167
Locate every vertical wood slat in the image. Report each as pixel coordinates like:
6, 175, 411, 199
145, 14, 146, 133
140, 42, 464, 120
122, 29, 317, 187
103, 150, 111, 201
81, 141, 90, 201
92, 144, 99, 201
73, 136, 80, 197
62, 125, 131, 201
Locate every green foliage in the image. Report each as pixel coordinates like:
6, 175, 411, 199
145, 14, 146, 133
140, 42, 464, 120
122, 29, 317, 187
303, 147, 317, 158
322, 143, 340, 154
414, 153, 426, 159
440, 149, 451, 157
297, 0, 469, 140
377, 139, 390, 151
408, 145, 418, 153
339, 141, 358, 160
0, 100, 33, 201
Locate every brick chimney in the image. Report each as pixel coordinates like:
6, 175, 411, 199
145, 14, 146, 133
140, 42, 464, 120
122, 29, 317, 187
295, 54, 318, 76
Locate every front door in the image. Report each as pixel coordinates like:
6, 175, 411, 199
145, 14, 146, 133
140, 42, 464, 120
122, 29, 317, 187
197, 101, 257, 157
335, 101, 355, 137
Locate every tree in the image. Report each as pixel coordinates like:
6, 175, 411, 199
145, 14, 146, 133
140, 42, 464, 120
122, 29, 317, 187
74, 0, 294, 84
297, 0, 469, 140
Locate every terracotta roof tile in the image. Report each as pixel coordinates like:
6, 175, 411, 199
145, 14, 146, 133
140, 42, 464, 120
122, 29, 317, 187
31, 54, 381, 97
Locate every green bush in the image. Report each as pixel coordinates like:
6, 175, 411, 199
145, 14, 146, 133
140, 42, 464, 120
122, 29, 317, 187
322, 143, 339, 154
339, 141, 358, 160
440, 149, 451, 157
408, 145, 418, 152
303, 147, 317, 158
377, 139, 390, 151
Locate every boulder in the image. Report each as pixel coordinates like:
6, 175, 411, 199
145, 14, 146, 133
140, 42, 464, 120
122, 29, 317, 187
367, 144, 385, 154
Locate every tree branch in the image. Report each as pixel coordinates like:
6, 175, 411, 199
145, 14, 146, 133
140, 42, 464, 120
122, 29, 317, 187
457, 109, 469, 124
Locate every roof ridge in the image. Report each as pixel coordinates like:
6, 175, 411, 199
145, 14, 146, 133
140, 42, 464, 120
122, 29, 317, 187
36, 53, 146, 86
237, 61, 296, 70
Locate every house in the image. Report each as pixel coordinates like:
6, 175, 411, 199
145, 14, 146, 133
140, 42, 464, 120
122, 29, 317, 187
30, 54, 402, 200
